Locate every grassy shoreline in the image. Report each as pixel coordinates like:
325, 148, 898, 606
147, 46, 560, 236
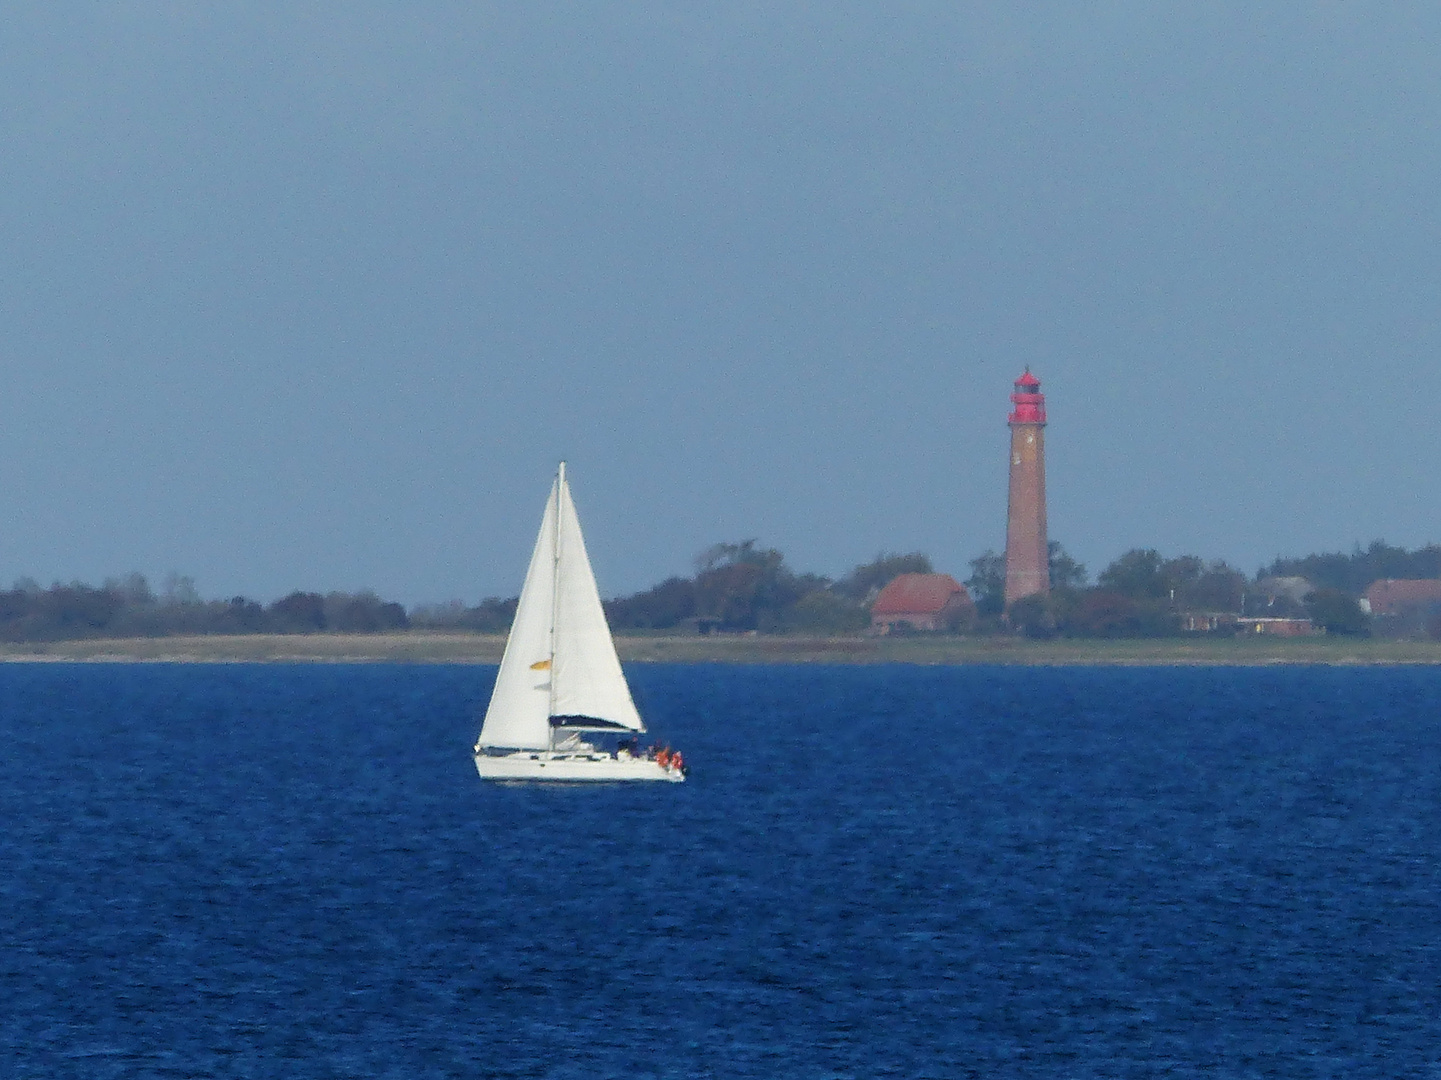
1, 631, 1440, 665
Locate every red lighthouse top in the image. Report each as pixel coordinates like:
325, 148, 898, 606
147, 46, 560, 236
1008, 368, 1046, 425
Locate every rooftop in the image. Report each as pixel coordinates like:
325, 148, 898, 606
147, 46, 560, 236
1365, 578, 1441, 615
871, 573, 967, 617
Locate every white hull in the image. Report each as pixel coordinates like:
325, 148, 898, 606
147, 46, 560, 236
474, 751, 685, 782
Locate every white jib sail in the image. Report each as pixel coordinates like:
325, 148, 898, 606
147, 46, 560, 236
476, 477, 561, 750
550, 471, 645, 732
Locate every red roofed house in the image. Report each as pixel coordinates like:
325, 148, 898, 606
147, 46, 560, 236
1360, 576, 1441, 620
870, 573, 975, 634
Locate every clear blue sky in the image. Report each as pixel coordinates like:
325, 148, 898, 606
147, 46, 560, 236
1, 4, 1437, 603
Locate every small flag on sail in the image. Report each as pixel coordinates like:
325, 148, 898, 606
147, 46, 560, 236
529, 659, 552, 670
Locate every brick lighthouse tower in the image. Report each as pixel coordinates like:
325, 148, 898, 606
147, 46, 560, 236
1004, 369, 1049, 608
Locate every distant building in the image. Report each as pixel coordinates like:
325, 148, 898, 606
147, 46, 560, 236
1364, 578, 1441, 617
1181, 612, 1317, 635
870, 574, 975, 633
1234, 616, 1318, 637
1364, 579, 1441, 636
1181, 612, 1238, 633
1004, 370, 1049, 608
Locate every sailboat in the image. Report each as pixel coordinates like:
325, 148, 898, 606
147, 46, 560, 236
473, 463, 686, 782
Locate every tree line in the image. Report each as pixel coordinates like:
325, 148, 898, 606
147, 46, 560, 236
968, 546, 1368, 638
602, 543, 933, 634
415, 542, 931, 636
0, 574, 407, 642
2, 539, 1435, 642
420, 537, 1435, 639
587, 538, 1426, 639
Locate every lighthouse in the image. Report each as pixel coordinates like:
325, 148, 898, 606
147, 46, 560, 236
1004, 369, 1049, 608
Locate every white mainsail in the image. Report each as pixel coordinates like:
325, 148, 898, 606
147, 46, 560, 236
476, 463, 644, 751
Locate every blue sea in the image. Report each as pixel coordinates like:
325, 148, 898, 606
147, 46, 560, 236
1, 663, 1439, 1078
